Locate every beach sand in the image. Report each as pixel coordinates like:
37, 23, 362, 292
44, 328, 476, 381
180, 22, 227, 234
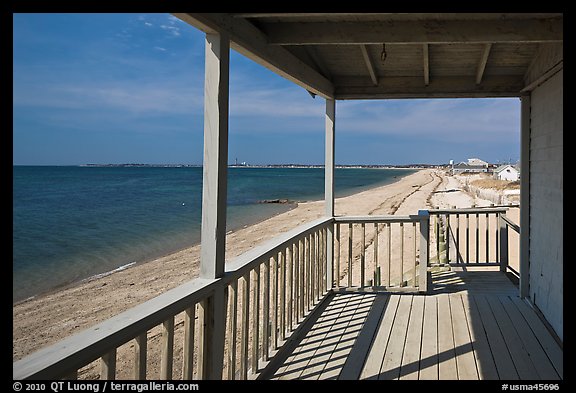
13, 168, 518, 378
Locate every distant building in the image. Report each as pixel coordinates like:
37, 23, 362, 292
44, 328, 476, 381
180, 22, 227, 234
493, 164, 520, 181
451, 157, 490, 175
466, 158, 489, 166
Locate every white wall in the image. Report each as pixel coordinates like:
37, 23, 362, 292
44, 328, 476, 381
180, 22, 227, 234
497, 167, 519, 181
529, 68, 563, 341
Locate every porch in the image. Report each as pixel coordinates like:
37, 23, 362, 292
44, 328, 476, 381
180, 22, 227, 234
263, 273, 562, 380
13, 207, 563, 381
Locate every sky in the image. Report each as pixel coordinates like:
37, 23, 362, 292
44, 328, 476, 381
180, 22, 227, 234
13, 13, 521, 166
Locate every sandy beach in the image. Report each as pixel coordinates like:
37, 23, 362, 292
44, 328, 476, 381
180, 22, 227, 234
13, 168, 519, 378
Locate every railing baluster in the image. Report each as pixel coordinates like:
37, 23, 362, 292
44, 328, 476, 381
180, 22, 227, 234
310, 232, 316, 302
418, 210, 430, 292
293, 242, 299, 324
316, 229, 321, 299
196, 300, 207, 379
445, 214, 450, 262
271, 255, 278, 350
100, 349, 116, 380
360, 223, 365, 288
348, 223, 353, 288
400, 222, 404, 287
373, 223, 379, 288
322, 227, 327, 294
486, 213, 490, 263
160, 317, 174, 380
466, 214, 470, 263
496, 213, 500, 263
387, 223, 391, 287
316, 230, 321, 296
305, 235, 311, 311
182, 306, 195, 380
263, 259, 270, 361
298, 237, 306, 319
226, 282, 237, 380
319, 229, 324, 294
135, 333, 147, 380
435, 215, 440, 258
413, 222, 417, 286
319, 228, 323, 296
240, 273, 250, 380
456, 213, 460, 263
335, 224, 340, 289
286, 247, 293, 331
476, 213, 480, 263
278, 251, 285, 342
251, 267, 260, 374
302, 237, 307, 312
499, 214, 509, 273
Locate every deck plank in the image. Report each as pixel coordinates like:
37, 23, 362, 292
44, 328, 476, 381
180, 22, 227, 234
449, 293, 479, 380
301, 294, 375, 379
460, 294, 499, 380
273, 293, 352, 379
360, 294, 401, 380
338, 294, 389, 380
510, 297, 563, 379
437, 294, 458, 380
379, 295, 413, 380
297, 295, 366, 378
473, 295, 519, 380
399, 295, 424, 380
319, 295, 375, 379
499, 296, 560, 380
486, 296, 539, 379
419, 296, 438, 380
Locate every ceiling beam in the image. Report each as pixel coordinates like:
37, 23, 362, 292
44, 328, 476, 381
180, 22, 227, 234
174, 13, 335, 99
333, 75, 524, 99
263, 18, 563, 45
304, 46, 332, 81
359, 45, 378, 86
476, 43, 493, 85
423, 44, 430, 86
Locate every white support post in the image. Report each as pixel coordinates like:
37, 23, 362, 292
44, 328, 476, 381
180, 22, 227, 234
520, 94, 530, 299
199, 32, 230, 380
325, 98, 335, 289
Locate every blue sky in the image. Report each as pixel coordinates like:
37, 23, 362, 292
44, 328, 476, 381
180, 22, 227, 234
13, 13, 521, 166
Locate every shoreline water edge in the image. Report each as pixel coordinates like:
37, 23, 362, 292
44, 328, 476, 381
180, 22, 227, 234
13, 166, 414, 305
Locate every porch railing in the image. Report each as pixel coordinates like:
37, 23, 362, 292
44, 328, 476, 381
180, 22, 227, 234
13, 207, 518, 380
333, 212, 429, 292
428, 206, 520, 275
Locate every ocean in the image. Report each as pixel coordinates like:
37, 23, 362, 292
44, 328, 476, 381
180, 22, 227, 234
13, 166, 416, 302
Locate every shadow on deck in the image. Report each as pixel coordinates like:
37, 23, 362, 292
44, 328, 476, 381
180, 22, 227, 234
259, 271, 563, 380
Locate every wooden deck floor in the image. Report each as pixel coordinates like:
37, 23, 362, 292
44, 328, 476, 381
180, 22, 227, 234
262, 271, 562, 380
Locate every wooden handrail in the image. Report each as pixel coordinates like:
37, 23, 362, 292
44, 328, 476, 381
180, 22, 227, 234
224, 217, 332, 282
429, 207, 511, 215
500, 214, 520, 234
13, 278, 217, 380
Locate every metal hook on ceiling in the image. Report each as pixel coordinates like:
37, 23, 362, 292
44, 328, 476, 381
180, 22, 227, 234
380, 43, 387, 64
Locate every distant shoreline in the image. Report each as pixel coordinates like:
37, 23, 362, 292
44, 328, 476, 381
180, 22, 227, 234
77, 163, 435, 169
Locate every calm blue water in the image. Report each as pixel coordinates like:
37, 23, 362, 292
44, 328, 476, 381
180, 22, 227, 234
13, 166, 415, 302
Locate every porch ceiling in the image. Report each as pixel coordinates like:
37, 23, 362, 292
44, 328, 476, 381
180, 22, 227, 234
174, 13, 562, 100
